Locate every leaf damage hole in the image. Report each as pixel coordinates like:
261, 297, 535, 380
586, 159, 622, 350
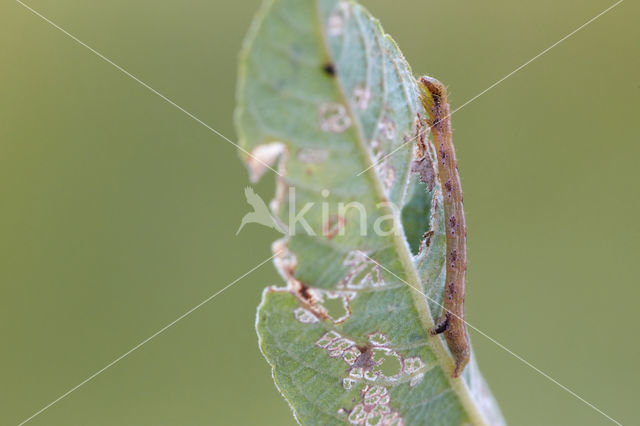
323, 294, 347, 322
368, 139, 396, 193
378, 117, 396, 140
338, 251, 385, 290
297, 147, 329, 165
346, 385, 404, 426
271, 240, 329, 321
407, 115, 441, 258
372, 348, 402, 377
245, 142, 286, 183
410, 114, 436, 191
327, 1, 351, 37
320, 290, 355, 323
352, 85, 372, 110
319, 102, 351, 133
293, 307, 319, 324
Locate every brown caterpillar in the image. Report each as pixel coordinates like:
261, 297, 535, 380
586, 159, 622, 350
418, 76, 470, 377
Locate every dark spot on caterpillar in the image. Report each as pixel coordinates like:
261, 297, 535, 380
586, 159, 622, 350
449, 281, 457, 293
446, 281, 457, 301
450, 249, 457, 268
444, 179, 453, 195
323, 62, 336, 76
449, 215, 457, 234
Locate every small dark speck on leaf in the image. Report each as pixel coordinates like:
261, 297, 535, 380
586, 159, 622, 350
323, 62, 336, 76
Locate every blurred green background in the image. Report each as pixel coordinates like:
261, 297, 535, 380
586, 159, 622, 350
1, 0, 638, 424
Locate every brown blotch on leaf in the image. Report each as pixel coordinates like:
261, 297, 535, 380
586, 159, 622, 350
350, 345, 377, 372
293, 281, 331, 321
411, 113, 436, 191
410, 156, 436, 191
423, 230, 434, 248
298, 283, 313, 302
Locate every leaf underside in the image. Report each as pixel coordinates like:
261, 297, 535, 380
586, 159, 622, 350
235, 0, 505, 424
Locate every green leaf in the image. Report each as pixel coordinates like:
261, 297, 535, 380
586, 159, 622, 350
235, 0, 504, 424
